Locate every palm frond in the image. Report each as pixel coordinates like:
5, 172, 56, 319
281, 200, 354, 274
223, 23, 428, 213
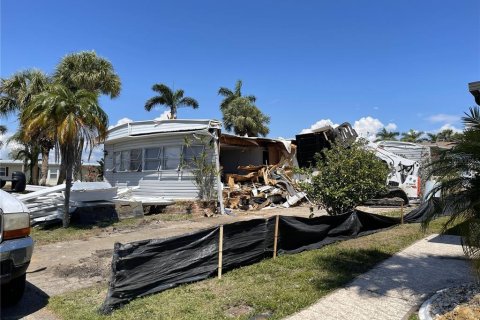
218, 87, 233, 97
463, 106, 480, 130
179, 97, 199, 109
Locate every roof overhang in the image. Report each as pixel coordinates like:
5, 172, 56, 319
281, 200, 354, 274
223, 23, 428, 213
469, 81, 480, 106
105, 119, 222, 144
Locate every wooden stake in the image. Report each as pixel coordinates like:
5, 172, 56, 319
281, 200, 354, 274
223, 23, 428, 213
218, 225, 224, 279
400, 204, 404, 225
273, 215, 279, 259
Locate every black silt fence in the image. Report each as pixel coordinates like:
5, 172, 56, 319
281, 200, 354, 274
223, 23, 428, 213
100, 206, 430, 314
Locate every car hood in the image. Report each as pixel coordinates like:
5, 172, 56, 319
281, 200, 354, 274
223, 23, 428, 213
0, 190, 29, 214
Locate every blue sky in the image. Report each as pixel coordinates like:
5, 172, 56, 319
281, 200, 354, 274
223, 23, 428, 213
1, 0, 479, 148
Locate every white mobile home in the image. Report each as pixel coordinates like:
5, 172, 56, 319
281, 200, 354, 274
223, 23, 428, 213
103, 119, 222, 200
103, 119, 296, 202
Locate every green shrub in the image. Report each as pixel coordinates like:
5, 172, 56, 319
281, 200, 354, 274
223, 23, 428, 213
301, 140, 389, 215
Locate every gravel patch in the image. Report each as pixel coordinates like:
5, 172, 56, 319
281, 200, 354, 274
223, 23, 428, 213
422, 282, 480, 320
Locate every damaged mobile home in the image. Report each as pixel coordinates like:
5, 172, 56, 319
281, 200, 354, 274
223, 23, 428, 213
103, 119, 300, 212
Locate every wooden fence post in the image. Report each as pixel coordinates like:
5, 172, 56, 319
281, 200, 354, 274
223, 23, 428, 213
218, 225, 224, 279
273, 215, 279, 259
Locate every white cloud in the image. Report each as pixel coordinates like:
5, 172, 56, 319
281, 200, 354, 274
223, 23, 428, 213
437, 123, 463, 133
108, 117, 133, 130
385, 123, 397, 131
300, 119, 339, 134
154, 110, 171, 121
427, 114, 461, 124
353, 116, 384, 142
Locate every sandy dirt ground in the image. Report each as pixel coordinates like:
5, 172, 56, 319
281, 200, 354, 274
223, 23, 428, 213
2, 205, 405, 319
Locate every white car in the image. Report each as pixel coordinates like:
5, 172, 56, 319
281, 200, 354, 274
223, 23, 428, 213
0, 190, 33, 305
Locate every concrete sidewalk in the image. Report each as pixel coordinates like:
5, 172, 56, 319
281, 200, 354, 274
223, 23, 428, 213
286, 234, 475, 320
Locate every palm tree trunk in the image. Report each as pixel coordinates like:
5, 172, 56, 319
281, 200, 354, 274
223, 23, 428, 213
39, 146, 50, 186
73, 138, 84, 181
62, 144, 74, 228
57, 159, 66, 185
32, 161, 39, 185
171, 106, 177, 119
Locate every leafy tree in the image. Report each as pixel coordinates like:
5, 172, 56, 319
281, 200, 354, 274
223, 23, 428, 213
218, 80, 256, 111
0, 125, 6, 148
222, 97, 270, 137
22, 84, 108, 227
145, 83, 199, 119
437, 128, 463, 142
54, 51, 121, 98
54, 51, 120, 183
97, 157, 105, 179
301, 141, 389, 215
400, 129, 424, 143
7, 129, 41, 184
426, 133, 439, 143
0, 69, 51, 184
184, 137, 218, 203
422, 106, 480, 272
374, 128, 400, 142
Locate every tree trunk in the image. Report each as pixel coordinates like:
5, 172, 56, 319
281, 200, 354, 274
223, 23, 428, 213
62, 145, 74, 228
57, 159, 66, 185
32, 161, 39, 185
171, 106, 177, 119
73, 139, 84, 181
39, 146, 50, 186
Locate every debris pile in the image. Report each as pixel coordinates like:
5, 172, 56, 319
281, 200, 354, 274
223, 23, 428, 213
17, 184, 66, 226
223, 164, 307, 211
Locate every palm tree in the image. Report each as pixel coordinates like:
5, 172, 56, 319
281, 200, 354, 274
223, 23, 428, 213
144, 83, 199, 119
437, 129, 454, 142
222, 97, 270, 137
7, 129, 41, 184
400, 129, 424, 143
0, 69, 50, 184
374, 128, 400, 142
54, 51, 121, 98
423, 106, 480, 272
54, 51, 121, 182
218, 80, 256, 111
22, 84, 108, 227
426, 133, 439, 143
0, 69, 50, 115
0, 125, 6, 148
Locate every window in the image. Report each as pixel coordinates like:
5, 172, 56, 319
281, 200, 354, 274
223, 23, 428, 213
0, 167, 7, 177
164, 146, 182, 170
130, 149, 143, 171
144, 147, 162, 171
183, 145, 204, 169
49, 169, 58, 180
114, 151, 131, 172
111, 144, 207, 173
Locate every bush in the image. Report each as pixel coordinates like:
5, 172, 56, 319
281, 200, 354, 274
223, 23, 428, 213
301, 141, 389, 215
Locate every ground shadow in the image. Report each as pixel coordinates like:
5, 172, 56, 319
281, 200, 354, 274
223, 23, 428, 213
1, 281, 50, 319
313, 235, 475, 302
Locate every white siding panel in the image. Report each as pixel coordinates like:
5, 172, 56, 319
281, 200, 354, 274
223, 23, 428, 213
103, 132, 218, 200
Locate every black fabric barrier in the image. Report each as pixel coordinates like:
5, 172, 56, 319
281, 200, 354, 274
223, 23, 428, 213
100, 227, 220, 314
222, 218, 276, 272
100, 206, 436, 314
277, 210, 399, 254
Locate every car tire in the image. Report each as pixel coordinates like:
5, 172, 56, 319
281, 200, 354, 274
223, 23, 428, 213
1, 273, 26, 306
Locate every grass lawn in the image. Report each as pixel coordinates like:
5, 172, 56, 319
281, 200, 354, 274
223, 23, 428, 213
30, 213, 191, 246
47, 217, 458, 320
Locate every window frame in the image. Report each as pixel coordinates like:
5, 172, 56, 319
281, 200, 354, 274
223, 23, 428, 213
144, 147, 163, 171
